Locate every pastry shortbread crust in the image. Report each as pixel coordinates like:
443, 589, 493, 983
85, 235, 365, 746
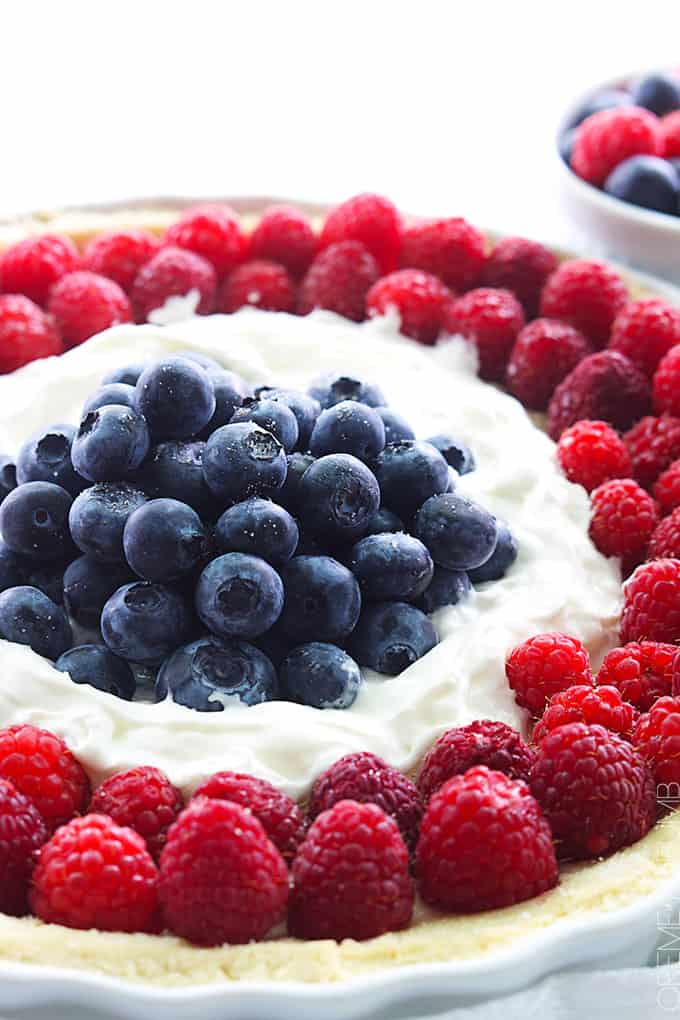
0, 199, 673, 986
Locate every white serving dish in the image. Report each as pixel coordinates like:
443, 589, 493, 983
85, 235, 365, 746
0, 197, 679, 1020
557, 72, 680, 285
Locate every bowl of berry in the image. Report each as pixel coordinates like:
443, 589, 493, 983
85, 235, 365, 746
558, 69, 680, 283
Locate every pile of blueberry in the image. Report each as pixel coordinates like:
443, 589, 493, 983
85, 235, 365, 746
0, 354, 516, 711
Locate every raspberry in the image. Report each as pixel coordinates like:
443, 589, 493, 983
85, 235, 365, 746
308, 751, 423, 851
446, 287, 525, 381
589, 478, 659, 559
0, 724, 90, 832
289, 799, 413, 940
530, 723, 655, 859
0, 778, 47, 916
481, 236, 558, 318
400, 216, 486, 291
47, 271, 133, 349
158, 798, 288, 945
654, 459, 680, 515
506, 318, 592, 411
620, 558, 680, 644
539, 260, 629, 348
661, 110, 680, 158
192, 770, 306, 862
82, 230, 160, 293
417, 720, 535, 802
366, 269, 453, 345
298, 241, 379, 321
571, 106, 663, 186
532, 685, 638, 743
649, 505, 680, 560
319, 193, 401, 274
654, 345, 680, 416
31, 814, 158, 932
556, 420, 632, 492
0, 294, 62, 373
547, 351, 651, 440
415, 766, 558, 912
597, 641, 676, 711
219, 259, 295, 313
624, 414, 680, 489
633, 696, 680, 789
164, 204, 246, 277
0, 233, 80, 306
131, 246, 217, 321
249, 204, 318, 278
505, 632, 592, 716
610, 299, 680, 378
89, 766, 184, 862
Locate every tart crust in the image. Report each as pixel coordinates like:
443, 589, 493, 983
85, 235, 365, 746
0, 198, 673, 985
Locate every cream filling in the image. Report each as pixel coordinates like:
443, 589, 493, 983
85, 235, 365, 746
0, 309, 621, 799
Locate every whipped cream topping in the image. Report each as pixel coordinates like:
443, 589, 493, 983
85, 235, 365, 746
0, 310, 622, 799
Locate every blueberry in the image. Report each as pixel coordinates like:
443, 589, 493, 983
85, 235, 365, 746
373, 441, 449, 519
375, 407, 415, 445
0, 456, 16, 503
264, 389, 320, 450
215, 497, 299, 565
297, 453, 380, 543
25, 561, 68, 605
426, 433, 475, 475
195, 552, 284, 639
0, 542, 27, 592
103, 363, 146, 386
101, 581, 190, 664
308, 372, 385, 409
418, 567, 472, 613
1, 482, 73, 561
156, 635, 277, 709
670, 158, 680, 184
71, 405, 150, 482
309, 401, 385, 462
350, 533, 433, 602
632, 73, 680, 116
559, 127, 577, 165
566, 88, 631, 129
277, 452, 315, 511
123, 498, 209, 582
230, 397, 299, 453
253, 621, 294, 668
83, 383, 136, 414
16, 424, 86, 495
134, 356, 216, 439
445, 468, 457, 493
365, 507, 404, 535
173, 350, 222, 371
604, 156, 679, 215
201, 368, 253, 436
55, 644, 136, 699
414, 493, 498, 570
278, 555, 361, 643
203, 423, 287, 503
138, 440, 216, 518
349, 602, 437, 675
468, 521, 518, 583
294, 529, 325, 556
0, 586, 72, 659
69, 483, 147, 563
280, 642, 362, 709
63, 555, 134, 629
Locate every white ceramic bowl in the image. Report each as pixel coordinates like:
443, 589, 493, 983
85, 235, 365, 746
0, 198, 679, 1020
557, 72, 680, 284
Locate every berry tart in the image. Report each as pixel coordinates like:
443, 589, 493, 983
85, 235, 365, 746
0, 196, 678, 1015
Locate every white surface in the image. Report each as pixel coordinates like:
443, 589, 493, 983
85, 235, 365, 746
0, 0, 678, 249
0, 309, 621, 798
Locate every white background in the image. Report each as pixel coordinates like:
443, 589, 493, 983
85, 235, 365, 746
2, 0, 680, 249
